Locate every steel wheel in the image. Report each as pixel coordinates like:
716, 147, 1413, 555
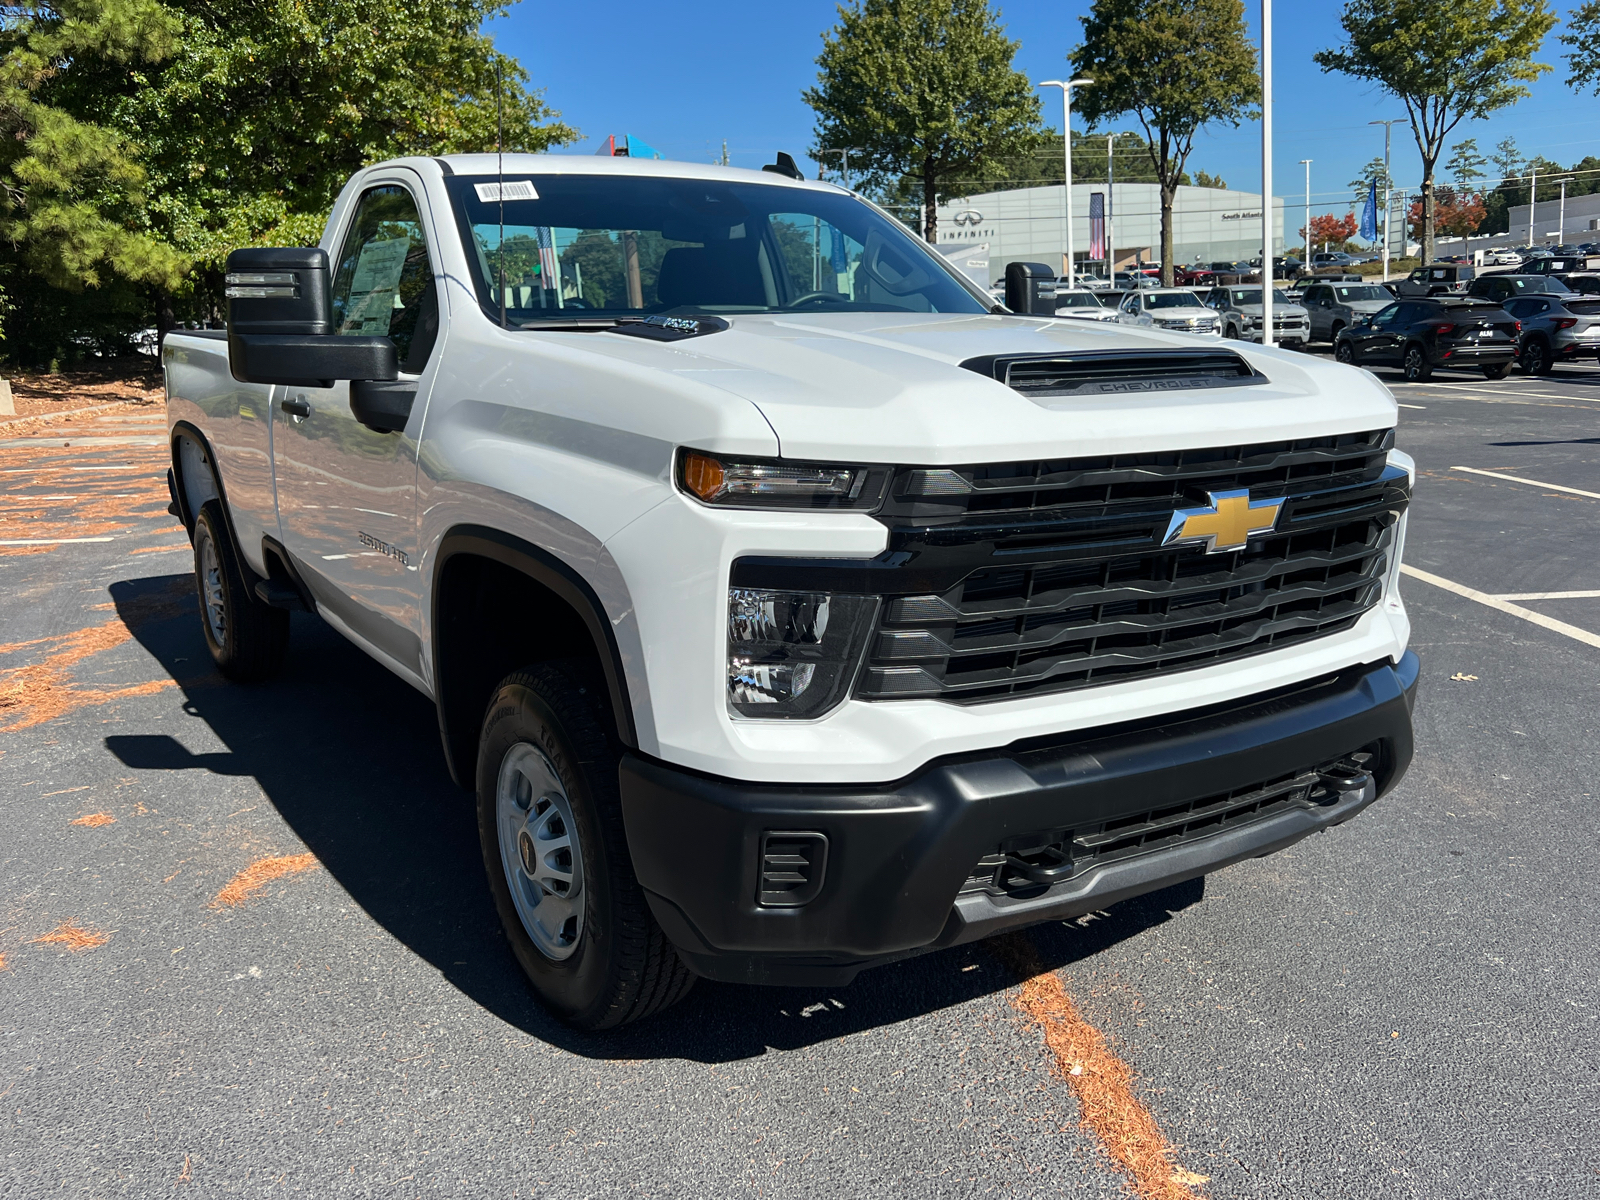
195, 520, 228, 649
496, 741, 585, 961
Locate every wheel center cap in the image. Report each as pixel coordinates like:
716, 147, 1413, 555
518, 829, 536, 875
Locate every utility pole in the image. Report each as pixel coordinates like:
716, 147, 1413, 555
1299, 159, 1311, 261
1261, 0, 1273, 346
1529, 166, 1537, 243
1106, 134, 1115, 278
818, 148, 860, 189
1369, 119, 1403, 281
1039, 78, 1093, 284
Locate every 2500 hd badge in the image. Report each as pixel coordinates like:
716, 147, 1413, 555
163, 152, 1418, 1030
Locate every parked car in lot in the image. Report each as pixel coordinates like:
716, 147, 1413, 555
1485, 248, 1523, 265
1394, 263, 1477, 297
1502, 293, 1600, 373
160, 151, 1418, 1028
1515, 254, 1600, 277
1113, 271, 1160, 289
1174, 265, 1217, 287
1054, 288, 1116, 320
1204, 285, 1310, 346
1335, 296, 1519, 380
1465, 274, 1577, 304
1111, 287, 1221, 334
1311, 252, 1356, 269
1299, 281, 1396, 343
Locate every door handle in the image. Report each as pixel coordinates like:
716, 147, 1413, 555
280, 396, 311, 419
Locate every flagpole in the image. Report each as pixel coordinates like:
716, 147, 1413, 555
1261, 0, 1273, 347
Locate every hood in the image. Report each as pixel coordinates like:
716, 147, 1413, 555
1235, 303, 1308, 318
1342, 299, 1392, 314
558, 311, 1397, 463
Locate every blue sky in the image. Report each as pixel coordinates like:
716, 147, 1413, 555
493, 1, 1600, 223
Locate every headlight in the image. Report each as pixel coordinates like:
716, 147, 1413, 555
727, 588, 877, 718
678, 449, 890, 511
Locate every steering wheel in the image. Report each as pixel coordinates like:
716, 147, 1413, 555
788, 291, 850, 307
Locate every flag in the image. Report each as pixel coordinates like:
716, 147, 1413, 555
1359, 180, 1378, 243
1089, 192, 1106, 260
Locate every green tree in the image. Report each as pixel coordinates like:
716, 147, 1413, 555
1561, 1, 1600, 92
0, 1, 186, 324
1447, 138, 1487, 189
1349, 155, 1393, 207
104, 0, 576, 325
1491, 135, 1524, 185
1192, 170, 1228, 189
1315, 0, 1556, 263
1069, 0, 1260, 285
804, 0, 1042, 242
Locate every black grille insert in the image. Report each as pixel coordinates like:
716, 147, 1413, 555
958, 749, 1380, 897
858, 429, 1405, 704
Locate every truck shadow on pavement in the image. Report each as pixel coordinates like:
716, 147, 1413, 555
109, 572, 1201, 1064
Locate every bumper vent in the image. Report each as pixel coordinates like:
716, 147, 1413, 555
757, 831, 828, 907
962, 349, 1264, 399
959, 748, 1380, 897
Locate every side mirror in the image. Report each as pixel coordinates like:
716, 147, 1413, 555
225, 247, 397, 389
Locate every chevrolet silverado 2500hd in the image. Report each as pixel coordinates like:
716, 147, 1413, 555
163, 154, 1418, 1030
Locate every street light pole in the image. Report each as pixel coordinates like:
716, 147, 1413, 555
1261, 0, 1273, 346
1555, 177, 1572, 245
1299, 158, 1312, 261
1106, 134, 1115, 279
1039, 78, 1093, 285
817, 148, 861, 189
1369, 119, 1403, 282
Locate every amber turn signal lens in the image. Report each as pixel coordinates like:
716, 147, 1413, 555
681, 451, 726, 501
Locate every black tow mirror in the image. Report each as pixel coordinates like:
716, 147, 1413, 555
225, 247, 397, 389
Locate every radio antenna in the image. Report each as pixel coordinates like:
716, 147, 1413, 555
496, 59, 506, 329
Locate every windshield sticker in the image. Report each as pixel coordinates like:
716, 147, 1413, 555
344, 236, 411, 335
475, 180, 539, 202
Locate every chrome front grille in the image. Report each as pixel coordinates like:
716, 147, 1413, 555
854, 429, 1405, 705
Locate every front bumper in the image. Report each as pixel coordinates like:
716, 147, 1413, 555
621, 652, 1419, 986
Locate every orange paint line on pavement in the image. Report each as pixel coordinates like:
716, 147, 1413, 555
999, 935, 1207, 1200
32, 921, 109, 951
210, 854, 321, 908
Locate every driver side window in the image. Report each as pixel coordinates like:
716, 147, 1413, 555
331, 185, 439, 373
1371, 304, 1399, 327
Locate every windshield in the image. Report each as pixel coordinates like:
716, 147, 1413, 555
1146, 292, 1204, 309
1229, 289, 1293, 306
1056, 291, 1102, 308
443, 174, 986, 322
1334, 285, 1389, 302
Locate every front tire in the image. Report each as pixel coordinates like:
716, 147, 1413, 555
192, 500, 288, 682
476, 663, 694, 1030
1335, 341, 1355, 365
1403, 344, 1432, 382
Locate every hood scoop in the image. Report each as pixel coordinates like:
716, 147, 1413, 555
962, 349, 1267, 400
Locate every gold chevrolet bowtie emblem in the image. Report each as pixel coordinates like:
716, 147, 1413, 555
1162, 488, 1284, 553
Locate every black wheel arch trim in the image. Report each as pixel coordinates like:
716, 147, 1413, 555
168, 420, 256, 575
431, 525, 640, 787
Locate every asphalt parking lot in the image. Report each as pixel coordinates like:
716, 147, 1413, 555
2, 359, 1597, 1198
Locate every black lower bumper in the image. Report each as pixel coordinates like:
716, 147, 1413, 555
621, 652, 1419, 986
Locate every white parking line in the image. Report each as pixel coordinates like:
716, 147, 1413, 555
1449, 465, 1600, 500
1397, 403, 1426, 409
1402, 566, 1600, 649
1493, 590, 1600, 601
0, 537, 116, 545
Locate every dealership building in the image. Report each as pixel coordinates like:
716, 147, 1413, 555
934, 182, 1287, 280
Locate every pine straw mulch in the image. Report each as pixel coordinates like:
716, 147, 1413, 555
2, 358, 163, 421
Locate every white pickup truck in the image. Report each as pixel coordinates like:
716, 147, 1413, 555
163, 153, 1418, 1029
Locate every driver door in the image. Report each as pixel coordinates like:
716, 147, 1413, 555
271, 175, 443, 678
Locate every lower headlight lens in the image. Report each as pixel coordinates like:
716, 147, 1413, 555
727, 588, 877, 718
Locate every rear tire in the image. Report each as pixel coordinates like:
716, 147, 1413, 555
1403, 344, 1432, 382
476, 662, 694, 1030
1482, 362, 1513, 380
1521, 338, 1552, 375
192, 500, 288, 682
